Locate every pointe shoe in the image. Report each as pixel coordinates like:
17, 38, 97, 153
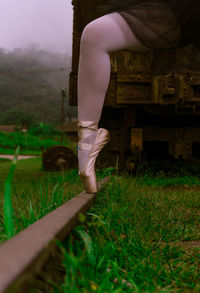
78, 121, 110, 193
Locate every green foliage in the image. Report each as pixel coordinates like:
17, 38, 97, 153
0, 148, 41, 155
0, 130, 63, 152
0, 121, 77, 155
136, 174, 200, 186
0, 109, 35, 129
28, 123, 61, 137
3, 147, 19, 238
76, 229, 95, 266
0, 121, 75, 155
0, 47, 72, 124
137, 158, 200, 177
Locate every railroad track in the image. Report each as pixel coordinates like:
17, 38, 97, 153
0, 176, 110, 293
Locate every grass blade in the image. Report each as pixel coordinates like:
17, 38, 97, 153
3, 146, 19, 239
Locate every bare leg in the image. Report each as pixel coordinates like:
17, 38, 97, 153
77, 12, 150, 171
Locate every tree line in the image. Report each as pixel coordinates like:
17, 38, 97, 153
0, 44, 76, 127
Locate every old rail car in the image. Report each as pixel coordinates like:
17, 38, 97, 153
69, 0, 200, 170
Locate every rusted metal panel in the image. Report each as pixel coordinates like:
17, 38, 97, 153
104, 73, 118, 106
152, 73, 178, 104
130, 128, 143, 153
124, 128, 143, 168
143, 126, 200, 159
69, 72, 77, 106
110, 50, 154, 74
116, 71, 200, 106
117, 81, 151, 104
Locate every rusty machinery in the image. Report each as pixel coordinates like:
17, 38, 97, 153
69, 0, 200, 170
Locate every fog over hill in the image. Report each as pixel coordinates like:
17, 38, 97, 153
0, 0, 75, 125
0, 45, 76, 125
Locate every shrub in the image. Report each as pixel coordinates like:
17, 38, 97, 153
28, 123, 61, 137
0, 131, 60, 151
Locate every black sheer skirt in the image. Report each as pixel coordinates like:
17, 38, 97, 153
99, 1, 181, 50
117, 2, 181, 49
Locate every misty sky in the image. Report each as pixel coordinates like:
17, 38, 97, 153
0, 0, 73, 54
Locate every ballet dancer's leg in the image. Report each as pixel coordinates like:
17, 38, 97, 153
77, 12, 150, 173
78, 12, 149, 123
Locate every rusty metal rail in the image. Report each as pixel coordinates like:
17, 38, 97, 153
0, 176, 110, 293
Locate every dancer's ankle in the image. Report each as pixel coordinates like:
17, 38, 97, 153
77, 120, 98, 172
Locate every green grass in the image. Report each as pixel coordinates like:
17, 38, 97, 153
0, 127, 77, 243
0, 147, 41, 155
0, 156, 200, 292
3, 147, 19, 239
0, 131, 76, 155
136, 173, 200, 187
50, 175, 200, 293
0, 157, 82, 244
0, 158, 10, 163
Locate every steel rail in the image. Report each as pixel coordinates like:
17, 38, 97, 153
0, 176, 110, 293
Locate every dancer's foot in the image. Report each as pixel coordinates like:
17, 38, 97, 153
78, 121, 110, 193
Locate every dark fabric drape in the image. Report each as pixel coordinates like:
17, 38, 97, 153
98, 0, 200, 50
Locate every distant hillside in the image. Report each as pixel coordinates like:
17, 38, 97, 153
0, 45, 75, 124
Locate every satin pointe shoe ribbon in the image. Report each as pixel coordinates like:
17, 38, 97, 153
77, 121, 110, 193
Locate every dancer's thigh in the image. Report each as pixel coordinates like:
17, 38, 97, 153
80, 12, 150, 52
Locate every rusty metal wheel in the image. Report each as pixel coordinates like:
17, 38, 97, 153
42, 146, 78, 171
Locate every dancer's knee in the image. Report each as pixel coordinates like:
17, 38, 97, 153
80, 14, 150, 53
80, 21, 104, 50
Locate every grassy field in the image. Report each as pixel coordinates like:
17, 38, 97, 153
0, 157, 81, 244
0, 157, 200, 292
49, 175, 200, 293
0, 127, 76, 155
